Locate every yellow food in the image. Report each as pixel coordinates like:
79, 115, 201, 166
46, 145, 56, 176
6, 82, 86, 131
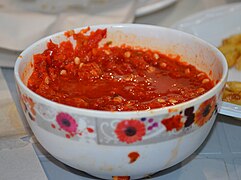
222, 81, 241, 105
219, 34, 241, 105
226, 81, 241, 91
235, 56, 241, 70
223, 34, 241, 45
218, 33, 241, 69
219, 45, 239, 67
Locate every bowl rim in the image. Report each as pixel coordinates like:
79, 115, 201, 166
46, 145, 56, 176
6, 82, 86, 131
14, 23, 228, 118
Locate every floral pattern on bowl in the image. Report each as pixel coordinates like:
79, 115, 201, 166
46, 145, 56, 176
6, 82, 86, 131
19, 89, 218, 146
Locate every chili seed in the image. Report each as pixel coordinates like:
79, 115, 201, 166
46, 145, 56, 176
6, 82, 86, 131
185, 68, 190, 74
79, 63, 84, 69
74, 57, 80, 65
147, 66, 156, 73
146, 78, 153, 83
103, 49, 111, 55
197, 87, 205, 93
160, 62, 167, 68
154, 53, 159, 60
202, 78, 210, 84
157, 98, 165, 103
124, 74, 134, 81
124, 51, 131, 58
113, 96, 123, 103
85, 55, 90, 62
169, 99, 178, 104
44, 77, 50, 84
197, 72, 204, 77
60, 70, 67, 75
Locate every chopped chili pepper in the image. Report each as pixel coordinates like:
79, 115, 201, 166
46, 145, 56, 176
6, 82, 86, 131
28, 28, 214, 111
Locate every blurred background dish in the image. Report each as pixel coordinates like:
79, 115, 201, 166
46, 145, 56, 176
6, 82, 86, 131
172, 3, 241, 118
0, 0, 136, 51
136, 0, 178, 17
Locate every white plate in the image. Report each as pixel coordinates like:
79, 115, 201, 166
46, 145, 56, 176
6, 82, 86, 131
172, 3, 241, 118
135, 0, 178, 17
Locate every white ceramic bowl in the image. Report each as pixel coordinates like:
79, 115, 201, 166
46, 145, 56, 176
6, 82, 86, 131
14, 24, 228, 179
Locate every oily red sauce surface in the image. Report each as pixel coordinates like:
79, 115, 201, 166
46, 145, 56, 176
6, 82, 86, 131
27, 28, 214, 111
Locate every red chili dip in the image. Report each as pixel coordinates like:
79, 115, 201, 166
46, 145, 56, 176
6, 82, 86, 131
27, 28, 214, 111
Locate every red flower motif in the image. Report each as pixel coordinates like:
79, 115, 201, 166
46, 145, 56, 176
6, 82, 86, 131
56, 112, 78, 133
115, 119, 146, 144
194, 96, 216, 127
162, 115, 183, 131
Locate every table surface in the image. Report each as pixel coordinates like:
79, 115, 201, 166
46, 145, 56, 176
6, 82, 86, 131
2, 0, 241, 179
